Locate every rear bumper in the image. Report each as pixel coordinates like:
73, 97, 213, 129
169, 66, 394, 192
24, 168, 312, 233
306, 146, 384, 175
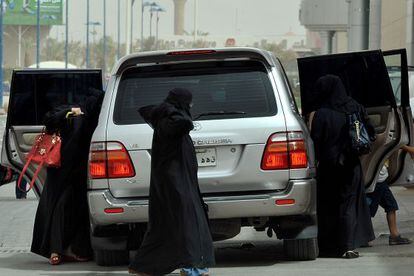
88, 178, 316, 226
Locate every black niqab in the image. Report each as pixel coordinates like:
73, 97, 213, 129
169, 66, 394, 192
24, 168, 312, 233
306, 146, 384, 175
311, 75, 375, 257
130, 88, 215, 274
315, 74, 360, 114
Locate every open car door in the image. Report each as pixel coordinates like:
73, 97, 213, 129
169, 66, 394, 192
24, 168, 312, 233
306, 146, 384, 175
383, 49, 414, 187
1, 69, 103, 197
298, 50, 405, 191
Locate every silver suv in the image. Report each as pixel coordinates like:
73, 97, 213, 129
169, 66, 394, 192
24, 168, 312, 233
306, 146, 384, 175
87, 48, 318, 265
4, 48, 414, 267
1, 48, 317, 266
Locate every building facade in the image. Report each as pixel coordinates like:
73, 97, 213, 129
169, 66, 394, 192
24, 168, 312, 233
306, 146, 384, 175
300, 0, 414, 65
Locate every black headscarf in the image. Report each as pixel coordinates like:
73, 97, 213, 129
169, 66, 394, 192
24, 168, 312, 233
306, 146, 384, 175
139, 88, 193, 128
314, 75, 360, 114
165, 88, 193, 115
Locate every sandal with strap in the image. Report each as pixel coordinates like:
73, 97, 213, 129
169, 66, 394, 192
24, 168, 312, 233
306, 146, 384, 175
49, 255, 62, 265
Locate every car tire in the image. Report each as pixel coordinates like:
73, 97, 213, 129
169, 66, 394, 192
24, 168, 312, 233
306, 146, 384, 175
283, 238, 318, 261
94, 250, 129, 266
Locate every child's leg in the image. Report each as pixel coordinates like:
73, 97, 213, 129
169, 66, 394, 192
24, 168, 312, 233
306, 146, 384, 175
386, 210, 399, 238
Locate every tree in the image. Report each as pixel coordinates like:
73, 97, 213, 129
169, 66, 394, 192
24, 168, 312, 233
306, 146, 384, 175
41, 38, 65, 62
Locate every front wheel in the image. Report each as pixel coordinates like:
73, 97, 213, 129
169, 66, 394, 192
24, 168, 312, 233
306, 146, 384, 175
283, 238, 318, 261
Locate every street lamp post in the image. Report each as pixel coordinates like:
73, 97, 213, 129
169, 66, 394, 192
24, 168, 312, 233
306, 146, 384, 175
131, 0, 135, 52
86, 0, 90, 68
194, 0, 198, 44
150, 5, 166, 50
141, 1, 157, 51
117, 0, 121, 60
65, 0, 69, 68
0, 0, 4, 109
36, 0, 40, 68
103, 0, 107, 75
149, 8, 153, 38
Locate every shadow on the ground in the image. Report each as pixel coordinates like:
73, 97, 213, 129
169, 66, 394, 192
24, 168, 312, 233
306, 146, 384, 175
0, 240, 288, 274
213, 240, 290, 268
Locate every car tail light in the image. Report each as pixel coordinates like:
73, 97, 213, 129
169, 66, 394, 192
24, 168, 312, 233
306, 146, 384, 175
166, 49, 216, 56
275, 199, 296, 205
89, 142, 135, 179
104, 207, 124, 214
261, 132, 308, 170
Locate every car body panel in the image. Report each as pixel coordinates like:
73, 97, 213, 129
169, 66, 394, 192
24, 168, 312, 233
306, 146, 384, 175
88, 48, 317, 244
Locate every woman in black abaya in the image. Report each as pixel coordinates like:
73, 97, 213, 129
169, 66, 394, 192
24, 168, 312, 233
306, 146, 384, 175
129, 88, 215, 276
31, 89, 104, 264
311, 75, 375, 258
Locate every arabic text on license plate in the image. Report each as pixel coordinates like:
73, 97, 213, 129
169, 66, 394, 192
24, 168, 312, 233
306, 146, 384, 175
196, 148, 217, 167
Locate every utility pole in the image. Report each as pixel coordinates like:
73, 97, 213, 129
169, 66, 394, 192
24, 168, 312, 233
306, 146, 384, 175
36, 0, 41, 68
65, 0, 69, 68
117, 0, 121, 60
193, 0, 198, 44
86, 0, 90, 68
0, 0, 4, 110
103, 0, 107, 75
347, 0, 369, 51
141, 0, 144, 50
126, 0, 131, 55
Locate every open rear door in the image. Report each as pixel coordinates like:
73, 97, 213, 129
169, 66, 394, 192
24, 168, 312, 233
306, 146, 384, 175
1, 69, 103, 196
298, 50, 404, 191
383, 49, 414, 187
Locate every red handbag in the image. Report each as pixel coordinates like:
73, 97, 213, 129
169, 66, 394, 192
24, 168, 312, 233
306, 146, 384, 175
17, 133, 61, 192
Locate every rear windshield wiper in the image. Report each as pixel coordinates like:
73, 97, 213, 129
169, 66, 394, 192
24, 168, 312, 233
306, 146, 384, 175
194, 111, 247, 120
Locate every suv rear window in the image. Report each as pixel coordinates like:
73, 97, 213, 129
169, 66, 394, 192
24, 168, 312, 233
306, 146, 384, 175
114, 60, 277, 125
8, 70, 102, 126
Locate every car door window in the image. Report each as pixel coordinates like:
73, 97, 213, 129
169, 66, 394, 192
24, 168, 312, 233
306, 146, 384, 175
298, 50, 396, 116
382, 49, 414, 187
384, 53, 407, 107
8, 70, 103, 127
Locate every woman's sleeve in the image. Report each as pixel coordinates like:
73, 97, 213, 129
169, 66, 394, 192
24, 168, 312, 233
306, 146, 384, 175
158, 111, 194, 138
43, 106, 71, 132
310, 111, 326, 159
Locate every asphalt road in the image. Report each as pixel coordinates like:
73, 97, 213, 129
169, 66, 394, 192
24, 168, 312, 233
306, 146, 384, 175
0, 182, 413, 276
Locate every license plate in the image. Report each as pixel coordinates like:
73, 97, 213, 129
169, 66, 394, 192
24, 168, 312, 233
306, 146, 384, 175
196, 148, 217, 167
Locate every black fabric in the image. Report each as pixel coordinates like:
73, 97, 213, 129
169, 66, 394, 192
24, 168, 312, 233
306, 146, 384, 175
129, 89, 215, 275
31, 90, 104, 258
311, 76, 375, 257
298, 51, 395, 116
367, 181, 399, 217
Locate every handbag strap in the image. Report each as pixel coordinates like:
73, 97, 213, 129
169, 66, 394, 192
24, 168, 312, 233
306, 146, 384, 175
17, 154, 34, 192
27, 160, 45, 192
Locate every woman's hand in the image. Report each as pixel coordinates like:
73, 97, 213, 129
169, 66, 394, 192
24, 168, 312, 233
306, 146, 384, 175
71, 107, 84, 116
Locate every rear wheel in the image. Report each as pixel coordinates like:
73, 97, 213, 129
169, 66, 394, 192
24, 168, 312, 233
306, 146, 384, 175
94, 250, 129, 266
283, 238, 318, 261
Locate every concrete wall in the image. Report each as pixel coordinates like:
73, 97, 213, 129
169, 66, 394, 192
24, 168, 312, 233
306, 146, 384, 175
299, 0, 348, 31
381, 0, 406, 50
